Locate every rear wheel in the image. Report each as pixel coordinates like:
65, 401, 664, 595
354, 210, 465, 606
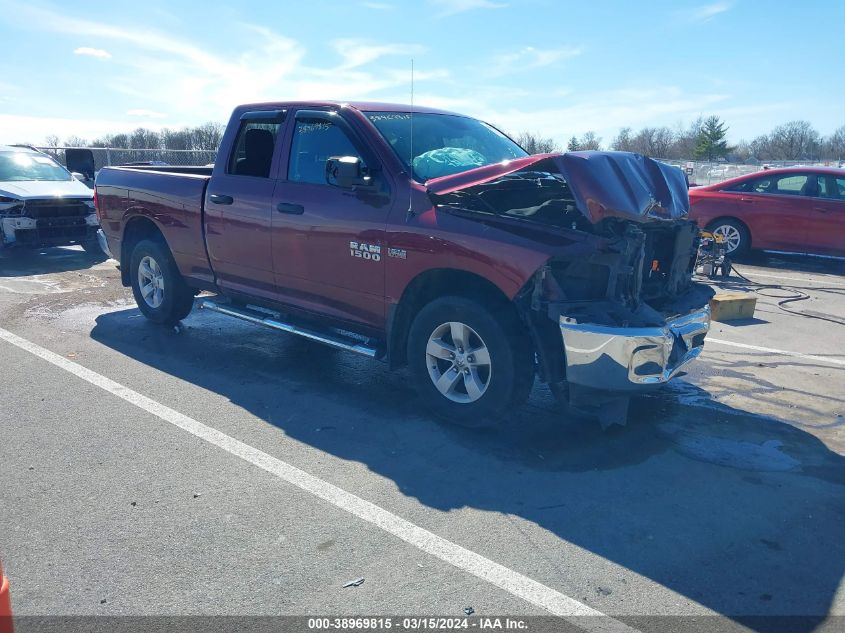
130, 239, 194, 325
407, 296, 533, 426
707, 219, 750, 257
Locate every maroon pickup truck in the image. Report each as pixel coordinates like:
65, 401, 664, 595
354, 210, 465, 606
95, 101, 712, 426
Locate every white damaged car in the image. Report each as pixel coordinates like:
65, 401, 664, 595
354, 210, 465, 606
0, 145, 101, 254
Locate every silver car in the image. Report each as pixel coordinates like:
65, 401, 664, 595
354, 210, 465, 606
0, 145, 100, 253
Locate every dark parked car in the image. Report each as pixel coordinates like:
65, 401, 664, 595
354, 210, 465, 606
688, 167, 845, 257
94, 101, 712, 426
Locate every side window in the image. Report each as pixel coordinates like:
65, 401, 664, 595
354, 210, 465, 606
817, 175, 845, 200
227, 121, 281, 178
738, 176, 774, 193
723, 180, 752, 192
288, 120, 364, 185
772, 174, 809, 196
817, 176, 831, 198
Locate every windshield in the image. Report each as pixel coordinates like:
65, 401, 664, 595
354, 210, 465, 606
364, 112, 527, 181
0, 151, 72, 182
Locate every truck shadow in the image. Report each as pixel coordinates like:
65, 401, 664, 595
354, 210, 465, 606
0, 246, 106, 276
91, 306, 845, 630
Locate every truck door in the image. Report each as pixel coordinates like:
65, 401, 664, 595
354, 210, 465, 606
204, 110, 286, 301
270, 109, 391, 328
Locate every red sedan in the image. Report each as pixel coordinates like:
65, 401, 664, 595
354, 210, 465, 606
688, 167, 845, 257
0, 561, 11, 633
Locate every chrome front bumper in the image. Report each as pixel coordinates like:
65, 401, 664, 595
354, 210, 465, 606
559, 305, 710, 391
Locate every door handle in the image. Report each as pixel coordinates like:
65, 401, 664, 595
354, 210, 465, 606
209, 194, 233, 205
814, 207, 829, 213
739, 197, 754, 203
277, 202, 305, 215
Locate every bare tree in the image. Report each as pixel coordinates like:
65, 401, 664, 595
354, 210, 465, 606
64, 136, 88, 147
611, 127, 634, 152
768, 120, 821, 160
44, 135, 60, 148
190, 122, 225, 151
629, 127, 675, 158
732, 140, 753, 162
514, 131, 560, 154
824, 125, 845, 160
162, 128, 192, 150
579, 131, 602, 151
670, 117, 704, 159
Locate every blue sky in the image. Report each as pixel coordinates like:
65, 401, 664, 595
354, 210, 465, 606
0, 0, 842, 146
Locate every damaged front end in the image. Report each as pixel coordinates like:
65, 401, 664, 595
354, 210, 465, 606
0, 197, 98, 249
430, 151, 712, 412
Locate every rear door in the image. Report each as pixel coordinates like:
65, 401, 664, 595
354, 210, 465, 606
270, 109, 392, 328
204, 110, 286, 301
809, 174, 845, 255
723, 172, 814, 251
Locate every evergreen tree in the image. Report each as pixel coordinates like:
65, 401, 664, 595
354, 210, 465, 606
693, 116, 732, 161
567, 136, 580, 152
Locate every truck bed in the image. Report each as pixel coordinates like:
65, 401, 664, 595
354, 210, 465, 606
95, 166, 214, 287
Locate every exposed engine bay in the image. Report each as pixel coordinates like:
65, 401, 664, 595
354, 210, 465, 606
431, 153, 714, 392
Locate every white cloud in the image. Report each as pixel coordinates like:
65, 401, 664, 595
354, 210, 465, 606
333, 39, 424, 70
685, 2, 732, 23
0, 1, 449, 137
429, 0, 507, 18
488, 46, 582, 76
73, 46, 111, 59
126, 109, 167, 119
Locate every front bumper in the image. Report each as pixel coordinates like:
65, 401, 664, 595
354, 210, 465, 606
559, 305, 710, 391
1, 212, 99, 248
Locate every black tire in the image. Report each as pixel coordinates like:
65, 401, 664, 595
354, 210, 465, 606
706, 218, 750, 258
129, 239, 195, 325
407, 296, 534, 426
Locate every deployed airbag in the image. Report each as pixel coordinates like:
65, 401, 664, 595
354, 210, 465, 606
413, 147, 487, 180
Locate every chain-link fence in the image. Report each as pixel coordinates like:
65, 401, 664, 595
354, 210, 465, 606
35, 147, 218, 171
33, 146, 839, 187
658, 159, 837, 187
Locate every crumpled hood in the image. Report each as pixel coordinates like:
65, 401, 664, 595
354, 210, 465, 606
426, 151, 689, 224
0, 179, 93, 201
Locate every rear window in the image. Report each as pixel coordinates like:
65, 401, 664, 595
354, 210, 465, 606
227, 121, 282, 178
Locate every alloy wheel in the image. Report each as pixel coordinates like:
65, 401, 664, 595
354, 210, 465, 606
138, 255, 165, 309
712, 224, 742, 254
425, 321, 492, 404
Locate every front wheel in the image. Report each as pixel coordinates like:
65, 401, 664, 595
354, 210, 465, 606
130, 239, 195, 325
407, 296, 534, 426
707, 219, 750, 257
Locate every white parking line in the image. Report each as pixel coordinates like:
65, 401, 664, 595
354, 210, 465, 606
0, 326, 635, 632
708, 338, 845, 367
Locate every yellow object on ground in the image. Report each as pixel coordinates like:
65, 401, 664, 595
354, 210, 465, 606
709, 292, 758, 322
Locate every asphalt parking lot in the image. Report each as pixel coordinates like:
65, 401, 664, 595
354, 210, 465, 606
1, 247, 844, 632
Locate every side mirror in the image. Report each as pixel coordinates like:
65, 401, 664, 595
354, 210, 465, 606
71, 172, 86, 181
325, 156, 371, 189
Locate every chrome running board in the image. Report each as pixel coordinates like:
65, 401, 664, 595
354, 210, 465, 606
199, 299, 379, 358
